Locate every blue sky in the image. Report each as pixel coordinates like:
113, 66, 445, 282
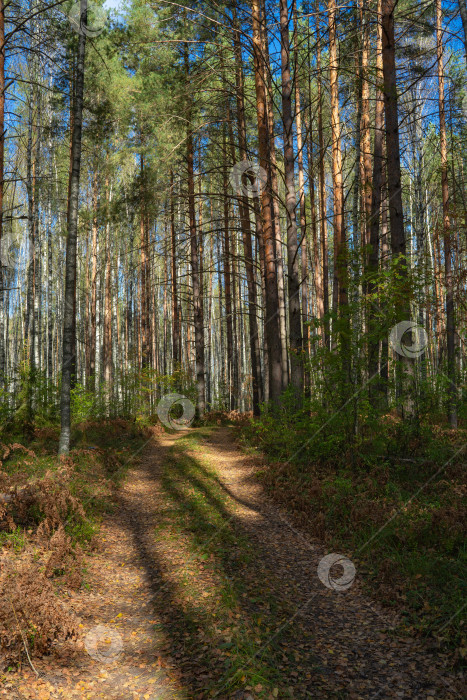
103, 0, 125, 12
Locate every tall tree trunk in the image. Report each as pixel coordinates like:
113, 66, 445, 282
251, 0, 283, 402
58, 0, 86, 454
458, 0, 467, 63
368, 0, 384, 399
103, 186, 112, 413
299, 113, 312, 367
295, 9, 314, 377
316, 14, 329, 347
360, 0, 372, 250
259, 0, 289, 387
328, 0, 349, 366
67, 68, 77, 391
222, 123, 235, 410
382, 0, 405, 260
170, 170, 181, 366
436, 0, 457, 427
206, 226, 214, 408
89, 172, 98, 389
33, 130, 41, 375
185, 47, 205, 417
304, 113, 321, 338
232, 8, 263, 413
380, 160, 389, 399
303, 27, 321, 330
47, 193, 53, 383
25, 89, 37, 426
280, 0, 303, 393
382, 0, 414, 418
0, 0, 5, 386
140, 155, 150, 369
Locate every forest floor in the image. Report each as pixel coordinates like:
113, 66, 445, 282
1, 425, 465, 700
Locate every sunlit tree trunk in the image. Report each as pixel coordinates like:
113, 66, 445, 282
232, 9, 263, 413
103, 184, 112, 412
303, 18, 323, 352
259, 0, 289, 387
316, 14, 329, 348
0, 0, 5, 386
47, 192, 53, 383
89, 172, 98, 390
360, 0, 372, 251
436, 0, 457, 427
294, 8, 313, 376
222, 122, 235, 410
328, 0, 350, 370
251, 0, 283, 402
140, 155, 150, 369
280, 0, 302, 393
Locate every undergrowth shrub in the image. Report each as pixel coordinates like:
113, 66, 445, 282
242, 402, 466, 659
0, 420, 147, 670
0, 559, 77, 668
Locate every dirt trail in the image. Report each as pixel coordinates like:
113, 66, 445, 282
2, 432, 183, 700
2, 427, 463, 700
200, 428, 464, 699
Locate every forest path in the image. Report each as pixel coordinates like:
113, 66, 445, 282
4, 426, 463, 700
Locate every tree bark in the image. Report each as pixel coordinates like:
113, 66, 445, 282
436, 0, 457, 426
185, 47, 205, 417
280, 0, 303, 394
140, 155, 150, 369
382, 0, 414, 418
251, 0, 283, 403
368, 0, 384, 398
170, 169, 181, 366
259, 0, 289, 388
457, 0, 467, 64
316, 14, 329, 347
328, 0, 349, 367
103, 183, 112, 412
382, 0, 405, 259
294, 8, 313, 374
232, 9, 263, 413
360, 0, 372, 251
58, 0, 87, 454
0, 0, 5, 386
89, 172, 98, 389
222, 122, 235, 410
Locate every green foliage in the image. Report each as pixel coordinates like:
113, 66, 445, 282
0, 528, 27, 553
71, 383, 99, 423
1, 366, 199, 437
242, 403, 466, 656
